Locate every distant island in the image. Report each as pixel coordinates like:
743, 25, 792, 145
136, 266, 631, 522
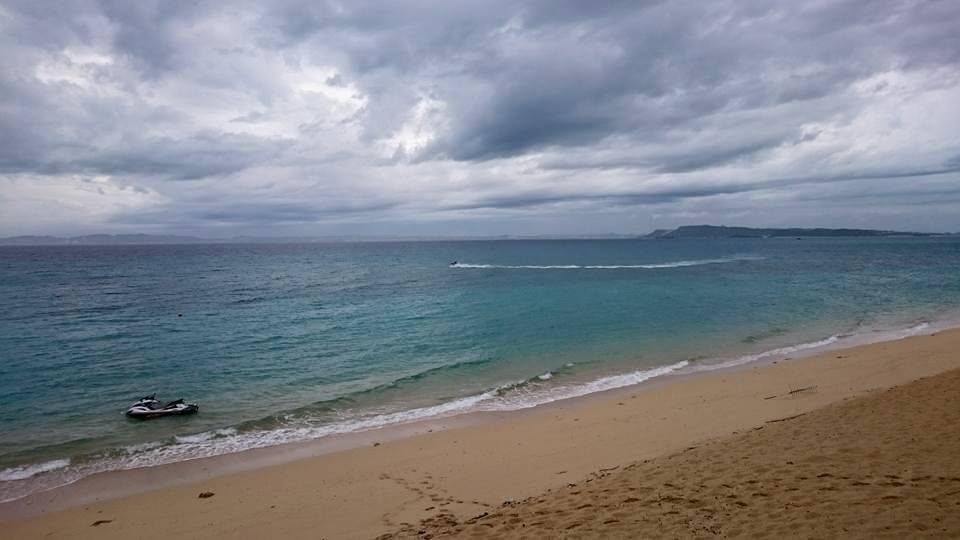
644, 225, 940, 239
0, 226, 952, 246
0, 234, 211, 246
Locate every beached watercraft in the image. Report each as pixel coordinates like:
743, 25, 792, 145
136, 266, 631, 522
125, 394, 198, 419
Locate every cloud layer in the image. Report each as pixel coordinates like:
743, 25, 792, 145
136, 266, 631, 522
2, 0, 959, 236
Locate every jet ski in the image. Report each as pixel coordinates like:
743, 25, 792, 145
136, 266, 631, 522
125, 394, 199, 419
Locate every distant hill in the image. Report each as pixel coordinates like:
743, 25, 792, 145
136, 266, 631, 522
0, 228, 950, 246
0, 234, 209, 246
645, 225, 936, 239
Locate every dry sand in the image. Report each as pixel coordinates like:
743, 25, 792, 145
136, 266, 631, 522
4, 329, 960, 539
384, 358, 960, 538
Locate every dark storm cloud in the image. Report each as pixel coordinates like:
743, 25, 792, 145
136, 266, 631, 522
1, 128, 291, 180
446, 184, 760, 212
1, 0, 959, 235
538, 137, 786, 174
420, 1, 957, 162
110, 199, 400, 227
0, 2, 289, 180
448, 166, 960, 213
79, 134, 291, 181
243, 0, 960, 164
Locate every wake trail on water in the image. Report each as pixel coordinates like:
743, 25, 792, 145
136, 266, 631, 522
450, 256, 762, 269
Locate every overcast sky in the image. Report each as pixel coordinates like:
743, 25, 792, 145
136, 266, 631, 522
1, 0, 959, 237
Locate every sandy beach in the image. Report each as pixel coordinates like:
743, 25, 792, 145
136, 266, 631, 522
384, 343, 960, 538
4, 328, 960, 539
4, 1, 959, 537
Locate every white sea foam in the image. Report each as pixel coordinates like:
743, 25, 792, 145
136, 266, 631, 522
484, 361, 692, 411
691, 335, 842, 372
898, 322, 930, 337
0, 361, 693, 502
451, 256, 762, 270
174, 428, 238, 444
82, 391, 503, 474
142, 320, 940, 465
0, 459, 71, 481
0, 317, 954, 504
686, 321, 937, 376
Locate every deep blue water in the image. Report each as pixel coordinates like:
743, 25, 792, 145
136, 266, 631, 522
1, 237, 959, 500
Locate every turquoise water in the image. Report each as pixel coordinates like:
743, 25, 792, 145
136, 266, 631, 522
1, 238, 959, 500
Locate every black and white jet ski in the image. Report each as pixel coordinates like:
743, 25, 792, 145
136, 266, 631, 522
125, 394, 199, 419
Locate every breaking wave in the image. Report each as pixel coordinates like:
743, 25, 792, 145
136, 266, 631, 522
0, 317, 949, 503
0, 459, 71, 482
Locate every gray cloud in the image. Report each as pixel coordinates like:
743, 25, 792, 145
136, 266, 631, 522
0, 0, 959, 236
420, 1, 951, 161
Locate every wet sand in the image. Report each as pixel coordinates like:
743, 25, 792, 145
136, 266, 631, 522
384, 357, 960, 538
4, 329, 960, 539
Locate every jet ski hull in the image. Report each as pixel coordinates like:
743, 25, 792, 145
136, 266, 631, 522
125, 403, 199, 419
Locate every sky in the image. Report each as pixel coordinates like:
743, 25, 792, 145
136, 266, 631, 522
1, 0, 959, 237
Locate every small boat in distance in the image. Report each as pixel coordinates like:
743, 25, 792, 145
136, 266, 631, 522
125, 394, 199, 419
450, 260, 458, 266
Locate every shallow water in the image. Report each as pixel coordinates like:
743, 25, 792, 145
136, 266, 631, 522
1, 237, 959, 500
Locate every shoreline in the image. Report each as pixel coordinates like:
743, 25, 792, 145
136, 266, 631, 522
385, 348, 960, 538
1, 313, 953, 507
0, 319, 955, 511
4, 327, 960, 538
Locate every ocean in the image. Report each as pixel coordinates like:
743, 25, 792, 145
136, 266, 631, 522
1, 237, 959, 501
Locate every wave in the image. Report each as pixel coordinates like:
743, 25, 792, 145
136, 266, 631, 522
691, 335, 842, 372
250, 357, 502, 424
450, 256, 761, 270
0, 360, 684, 501
690, 321, 935, 374
0, 317, 949, 503
893, 322, 930, 338
174, 428, 238, 444
490, 361, 691, 410
232, 296, 267, 305
0, 459, 70, 482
